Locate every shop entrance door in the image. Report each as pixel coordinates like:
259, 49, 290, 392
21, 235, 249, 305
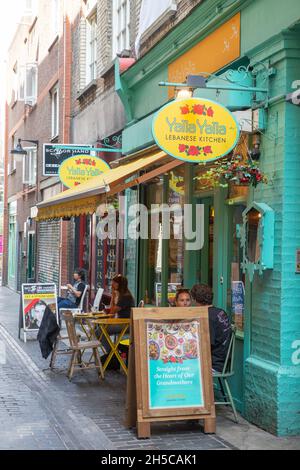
196, 197, 214, 286
226, 203, 247, 413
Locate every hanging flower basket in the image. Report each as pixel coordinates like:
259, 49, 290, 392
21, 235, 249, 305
195, 155, 268, 190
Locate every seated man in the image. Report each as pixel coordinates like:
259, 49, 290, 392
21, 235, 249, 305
57, 269, 86, 312
191, 284, 231, 372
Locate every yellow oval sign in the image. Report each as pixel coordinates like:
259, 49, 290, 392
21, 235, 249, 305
59, 155, 110, 189
152, 98, 239, 163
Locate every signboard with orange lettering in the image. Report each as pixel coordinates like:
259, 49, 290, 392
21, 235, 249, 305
152, 97, 239, 163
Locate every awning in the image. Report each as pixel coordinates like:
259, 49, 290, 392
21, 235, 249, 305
35, 150, 182, 221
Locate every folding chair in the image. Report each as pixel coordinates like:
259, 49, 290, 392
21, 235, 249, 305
50, 285, 89, 369
63, 311, 104, 381
90, 287, 104, 312
213, 325, 238, 423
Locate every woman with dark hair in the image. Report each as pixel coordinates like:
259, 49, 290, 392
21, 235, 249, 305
100, 274, 135, 366
57, 269, 86, 312
191, 284, 231, 372
108, 274, 135, 319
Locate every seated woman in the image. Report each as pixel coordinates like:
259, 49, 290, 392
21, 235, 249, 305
100, 274, 135, 363
57, 269, 86, 312
174, 288, 192, 307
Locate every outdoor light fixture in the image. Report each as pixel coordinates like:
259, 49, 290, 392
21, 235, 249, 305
10, 138, 39, 163
175, 88, 193, 100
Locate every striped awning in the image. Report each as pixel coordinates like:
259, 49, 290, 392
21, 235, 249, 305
35, 150, 179, 220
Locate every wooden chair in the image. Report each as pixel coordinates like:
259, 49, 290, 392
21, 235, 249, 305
50, 285, 89, 369
213, 325, 238, 423
62, 311, 104, 381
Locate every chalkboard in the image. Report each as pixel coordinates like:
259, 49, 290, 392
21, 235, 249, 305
128, 307, 216, 438
43, 144, 91, 176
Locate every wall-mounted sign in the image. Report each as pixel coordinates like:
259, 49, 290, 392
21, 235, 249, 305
152, 98, 239, 163
43, 144, 92, 176
59, 155, 110, 189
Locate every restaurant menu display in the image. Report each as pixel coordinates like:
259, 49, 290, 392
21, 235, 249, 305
147, 320, 204, 409
22, 283, 58, 331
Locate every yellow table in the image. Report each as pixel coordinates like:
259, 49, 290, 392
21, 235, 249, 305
93, 318, 130, 375
74, 312, 111, 352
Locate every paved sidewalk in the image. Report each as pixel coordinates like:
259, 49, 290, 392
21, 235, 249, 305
0, 286, 299, 450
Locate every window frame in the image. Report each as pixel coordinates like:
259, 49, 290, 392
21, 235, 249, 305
112, 0, 130, 58
51, 83, 59, 139
86, 11, 97, 85
22, 147, 37, 186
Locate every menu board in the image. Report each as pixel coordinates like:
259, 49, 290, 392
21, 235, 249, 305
130, 307, 216, 438
22, 283, 58, 332
147, 320, 204, 409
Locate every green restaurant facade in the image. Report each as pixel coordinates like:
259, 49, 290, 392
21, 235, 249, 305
116, 0, 300, 435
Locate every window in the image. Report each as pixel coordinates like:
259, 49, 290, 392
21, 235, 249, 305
86, 13, 97, 84
24, 0, 38, 16
51, 84, 59, 138
12, 62, 18, 103
23, 148, 37, 185
52, 0, 60, 37
18, 63, 38, 105
26, 64, 38, 105
112, 0, 130, 58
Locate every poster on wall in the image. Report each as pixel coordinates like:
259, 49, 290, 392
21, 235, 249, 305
147, 319, 204, 409
231, 281, 245, 315
155, 282, 181, 306
21, 283, 58, 332
43, 143, 91, 176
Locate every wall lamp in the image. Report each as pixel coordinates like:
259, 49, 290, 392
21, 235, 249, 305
10, 138, 39, 162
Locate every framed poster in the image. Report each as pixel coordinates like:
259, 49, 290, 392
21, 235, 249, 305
148, 319, 204, 409
231, 281, 245, 315
131, 307, 216, 438
21, 284, 58, 338
155, 282, 181, 306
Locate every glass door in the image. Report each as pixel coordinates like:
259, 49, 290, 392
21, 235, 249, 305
226, 203, 246, 412
196, 197, 214, 287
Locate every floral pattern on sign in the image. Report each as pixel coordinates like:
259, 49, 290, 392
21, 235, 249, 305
147, 321, 200, 364
178, 144, 213, 158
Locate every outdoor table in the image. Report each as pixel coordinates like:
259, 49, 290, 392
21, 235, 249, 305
93, 318, 130, 376
74, 312, 111, 352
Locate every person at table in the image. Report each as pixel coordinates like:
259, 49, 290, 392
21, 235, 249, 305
100, 274, 135, 363
190, 284, 231, 372
57, 269, 86, 312
174, 288, 192, 307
